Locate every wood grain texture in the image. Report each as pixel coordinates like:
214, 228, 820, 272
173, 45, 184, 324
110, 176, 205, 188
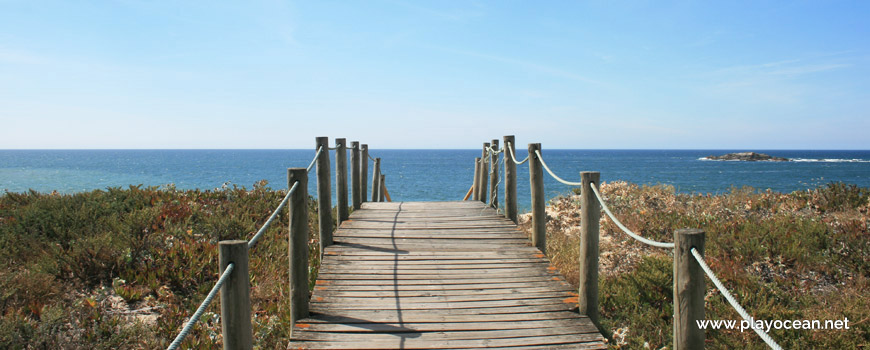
288, 201, 605, 349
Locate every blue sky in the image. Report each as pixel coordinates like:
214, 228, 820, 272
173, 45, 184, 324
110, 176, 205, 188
1, 1, 868, 149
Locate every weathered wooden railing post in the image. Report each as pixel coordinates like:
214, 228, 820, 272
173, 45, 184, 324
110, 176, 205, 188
335, 138, 349, 226
528, 143, 545, 253
379, 174, 386, 202
478, 142, 490, 203
360, 144, 369, 203
219, 240, 252, 350
579, 172, 601, 326
674, 229, 706, 350
489, 139, 499, 208
287, 168, 309, 330
503, 135, 518, 223
350, 141, 362, 210
371, 158, 381, 202
472, 157, 481, 201
315, 137, 333, 249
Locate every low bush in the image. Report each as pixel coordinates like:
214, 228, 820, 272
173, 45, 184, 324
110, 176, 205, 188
0, 182, 321, 349
528, 182, 869, 349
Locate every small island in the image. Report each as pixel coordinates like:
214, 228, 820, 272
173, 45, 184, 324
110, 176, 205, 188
705, 152, 790, 162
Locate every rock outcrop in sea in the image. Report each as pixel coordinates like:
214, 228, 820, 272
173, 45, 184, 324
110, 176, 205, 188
705, 152, 789, 162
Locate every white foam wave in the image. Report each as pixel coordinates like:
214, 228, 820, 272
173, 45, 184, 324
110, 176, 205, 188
791, 158, 870, 163
699, 157, 870, 163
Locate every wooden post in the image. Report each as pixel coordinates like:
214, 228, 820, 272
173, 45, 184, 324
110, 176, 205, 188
479, 142, 490, 203
219, 240, 252, 350
503, 135, 518, 223
489, 139, 499, 208
287, 168, 309, 328
350, 141, 361, 210
379, 174, 386, 202
371, 158, 381, 202
361, 144, 369, 203
579, 172, 600, 325
674, 229, 706, 350
463, 184, 474, 201
472, 157, 481, 201
315, 137, 333, 249
383, 181, 392, 202
528, 143, 545, 253
335, 138, 348, 226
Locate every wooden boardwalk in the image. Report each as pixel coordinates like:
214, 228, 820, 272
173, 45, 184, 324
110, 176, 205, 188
288, 201, 606, 349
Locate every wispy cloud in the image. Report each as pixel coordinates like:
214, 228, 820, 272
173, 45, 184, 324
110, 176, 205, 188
0, 47, 49, 65
387, 0, 486, 22
694, 52, 859, 106
420, 44, 602, 85
710, 52, 854, 78
767, 63, 850, 76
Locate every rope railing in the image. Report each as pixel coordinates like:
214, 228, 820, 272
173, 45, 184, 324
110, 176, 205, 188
167, 144, 330, 349
247, 181, 298, 249
307, 146, 323, 173
534, 150, 582, 186
250, 145, 323, 248
167, 262, 235, 350
469, 135, 785, 350
691, 248, 784, 350
483, 150, 505, 213
590, 183, 675, 248
505, 141, 530, 165
166, 137, 389, 349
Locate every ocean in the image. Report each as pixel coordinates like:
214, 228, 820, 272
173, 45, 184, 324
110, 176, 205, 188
1, 149, 869, 212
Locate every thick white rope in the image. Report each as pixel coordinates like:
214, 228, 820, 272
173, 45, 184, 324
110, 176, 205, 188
247, 181, 298, 249
166, 263, 235, 350
590, 184, 675, 248
534, 150, 583, 186
691, 248, 784, 350
505, 142, 530, 165
307, 146, 323, 173
488, 151, 504, 211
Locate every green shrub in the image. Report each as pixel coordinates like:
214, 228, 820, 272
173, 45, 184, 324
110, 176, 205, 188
0, 183, 322, 349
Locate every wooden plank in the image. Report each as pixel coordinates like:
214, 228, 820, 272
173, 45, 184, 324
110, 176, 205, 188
320, 263, 551, 270
296, 319, 597, 333
314, 275, 567, 282
289, 334, 606, 349
310, 291, 577, 303
302, 311, 588, 324
313, 287, 573, 297
308, 298, 579, 311
321, 259, 549, 265
308, 303, 583, 316
312, 281, 573, 291
301, 311, 589, 324
291, 327, 599, 341
288, 201, 606, 349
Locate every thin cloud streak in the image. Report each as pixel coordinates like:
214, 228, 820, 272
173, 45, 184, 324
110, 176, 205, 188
419, 44, 603, 85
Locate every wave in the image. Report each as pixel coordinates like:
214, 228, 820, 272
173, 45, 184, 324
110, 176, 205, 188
791, 158, 870, 163
699, 157, 870, 163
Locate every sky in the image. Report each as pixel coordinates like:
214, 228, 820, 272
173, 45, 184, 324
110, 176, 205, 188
1, 1, 868, 149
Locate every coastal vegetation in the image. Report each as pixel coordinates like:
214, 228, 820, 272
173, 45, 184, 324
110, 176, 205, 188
1, 181, 867, 349
0, 181, 319, 349
520, 182, 869, 349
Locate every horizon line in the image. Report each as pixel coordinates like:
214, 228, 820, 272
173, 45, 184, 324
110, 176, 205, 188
2, 148, 870, 151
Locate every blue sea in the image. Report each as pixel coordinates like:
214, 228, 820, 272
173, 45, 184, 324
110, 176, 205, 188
1, 149, 869, 211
